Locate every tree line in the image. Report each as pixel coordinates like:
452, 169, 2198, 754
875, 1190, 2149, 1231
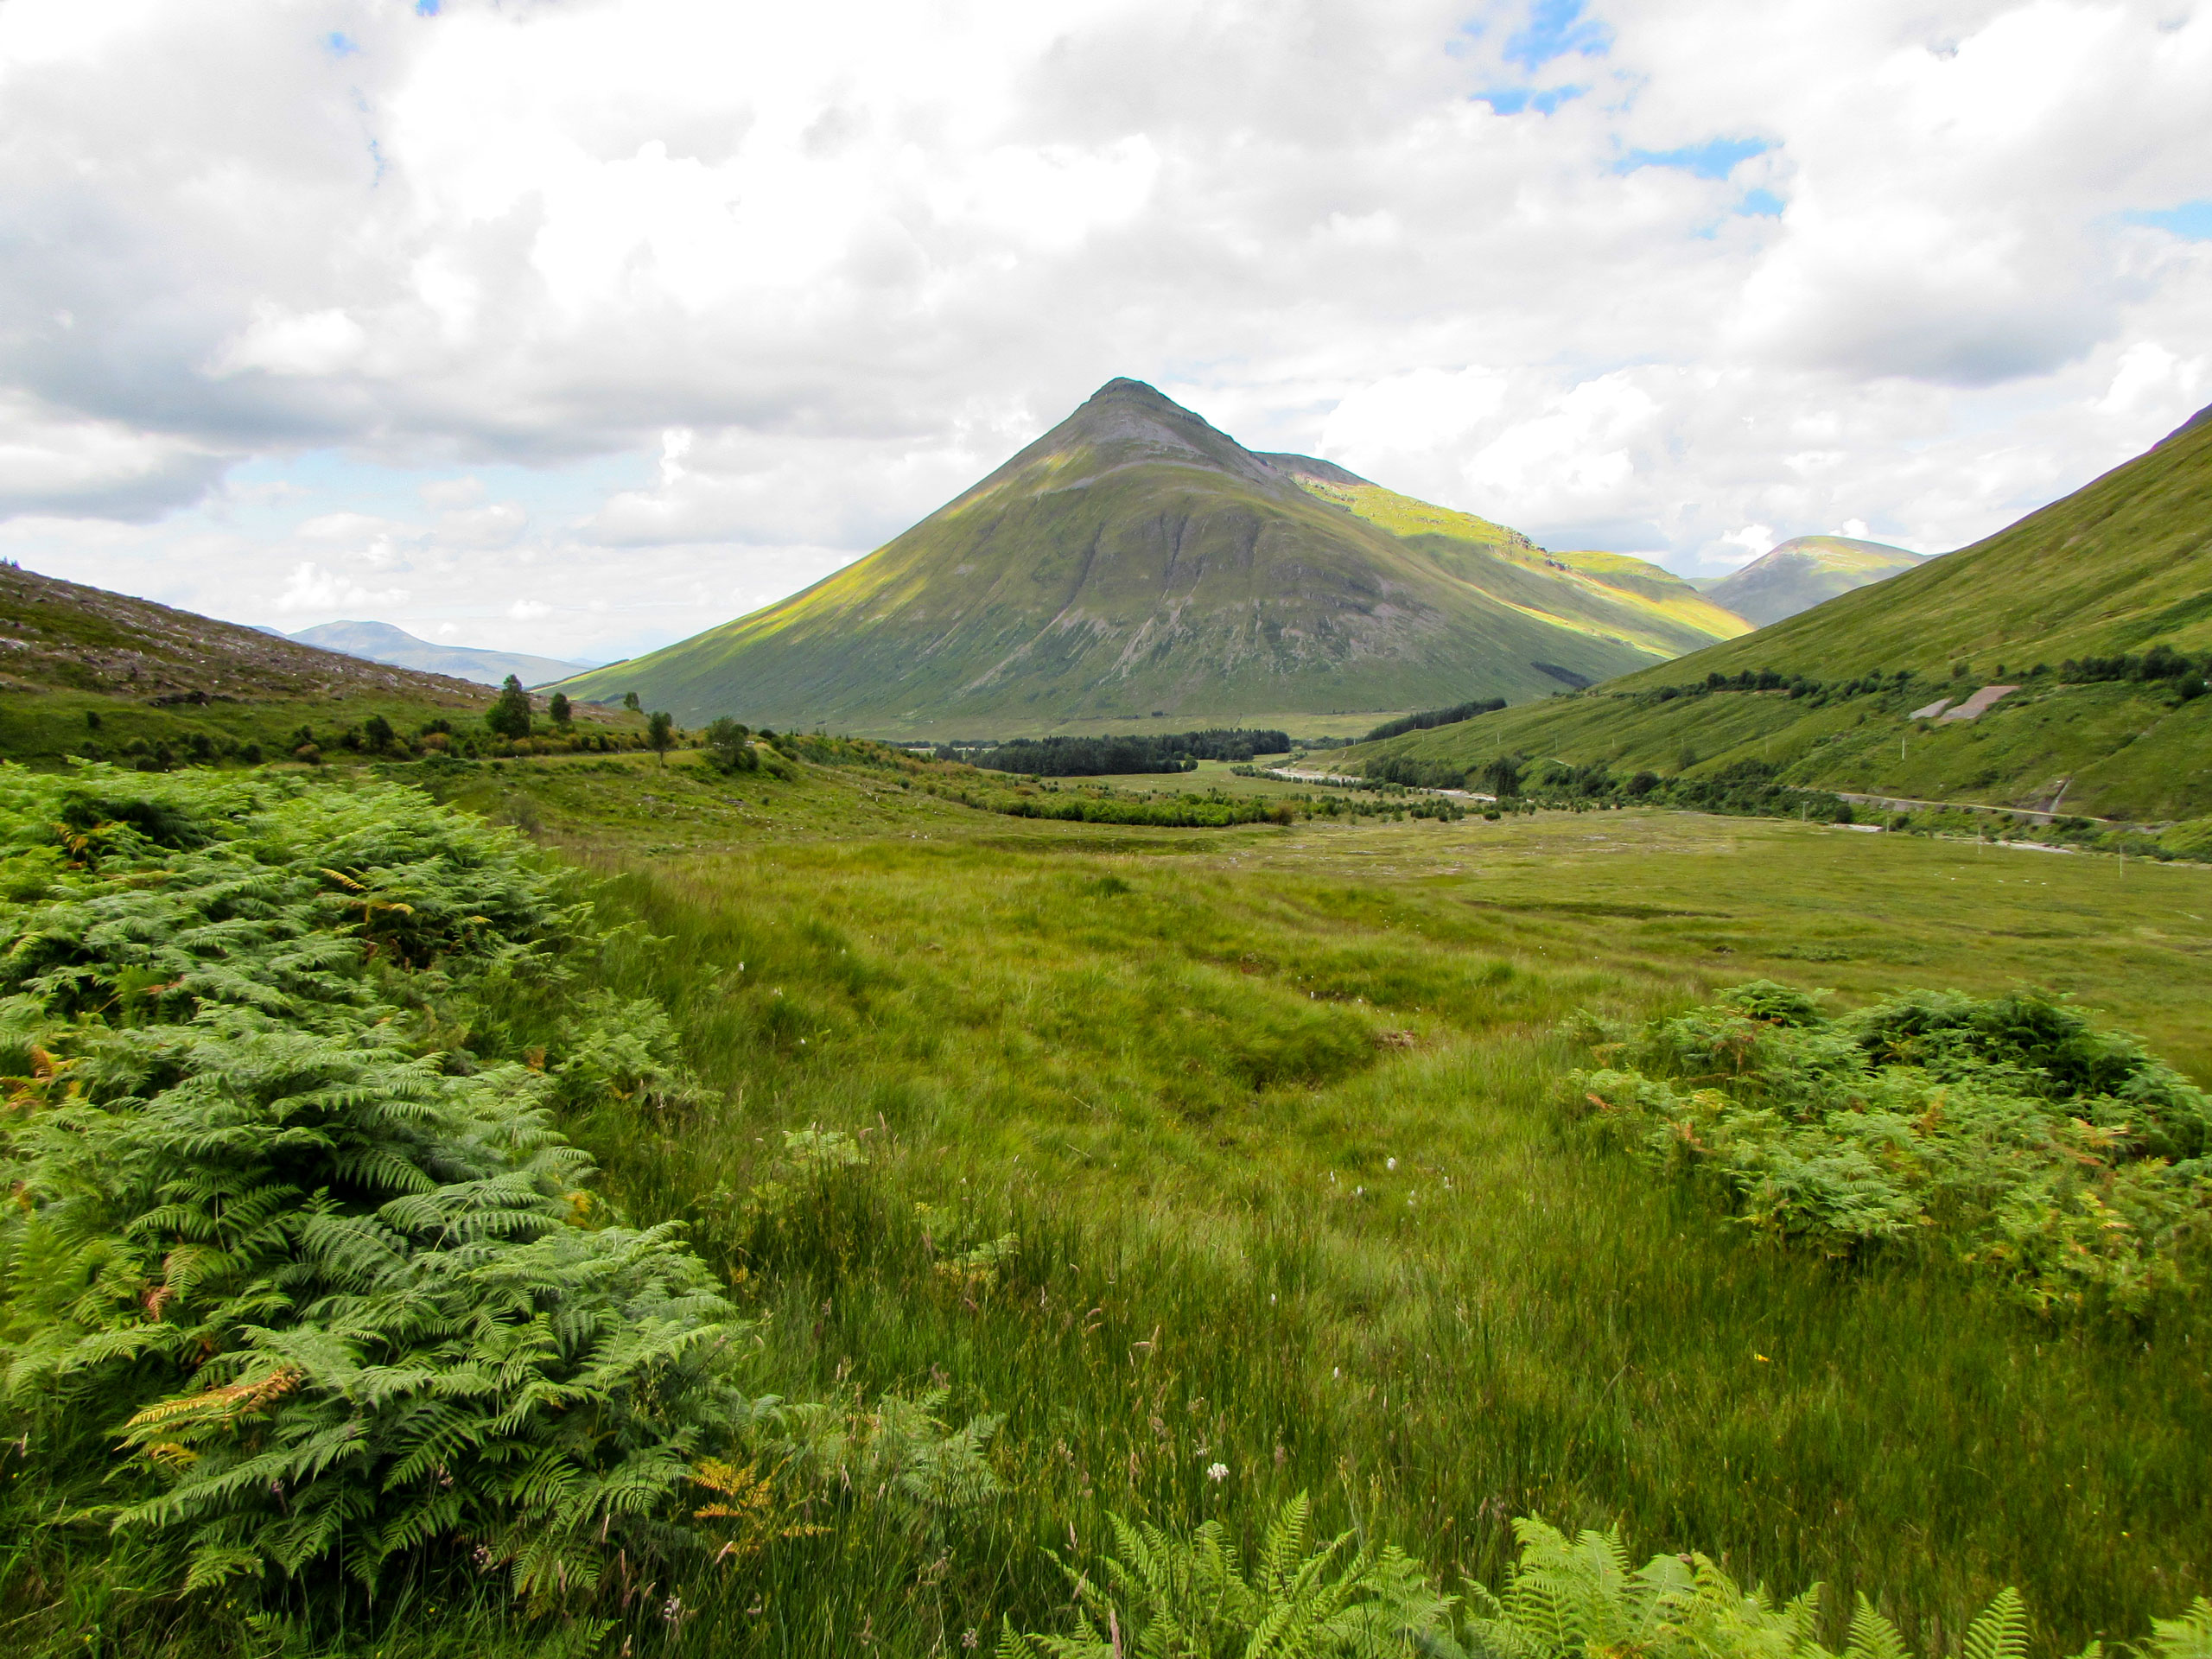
961, 728, 1294, 776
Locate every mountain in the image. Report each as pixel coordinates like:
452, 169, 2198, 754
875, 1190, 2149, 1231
288, 620, 592, 689
1259, 458, 1751, 656
553, 379, 1747, 734
1703, 536, 1927, 627
1342, 405, 2212, 821
0, 563, 480, 702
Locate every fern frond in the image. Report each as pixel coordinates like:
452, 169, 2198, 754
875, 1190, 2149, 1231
1965, 1587, 2031, 1659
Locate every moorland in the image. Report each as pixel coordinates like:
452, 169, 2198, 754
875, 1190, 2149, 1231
5, 735, 2209, 1659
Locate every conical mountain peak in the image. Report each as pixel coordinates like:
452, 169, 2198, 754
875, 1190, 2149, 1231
555, 380, 1748, 731
964, 377, 1287, 499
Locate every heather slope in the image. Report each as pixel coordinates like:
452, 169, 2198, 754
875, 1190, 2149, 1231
0, 563, 482, 702
553, 381, 1743, 734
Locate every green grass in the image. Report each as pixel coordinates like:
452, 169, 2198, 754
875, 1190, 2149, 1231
1339, 418, 2212, 821
1343, 676, 2212, 822
10, 751, 2210, 1656
1287, 473, 1751, 655
446, 757, 2212, 1650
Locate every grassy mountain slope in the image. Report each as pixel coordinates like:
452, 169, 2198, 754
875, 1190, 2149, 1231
1705, 535, 1928, 626
553, 381, 1740, 734
1266, 459, 1751, 657
289, 620, 591, 688
1341, 408, 2212, 820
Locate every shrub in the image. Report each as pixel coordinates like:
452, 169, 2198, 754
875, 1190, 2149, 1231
1566, 983, 2212, 1314
486, 674, 534, 740
703, 716, 759, 772
0, 770, 772, 1606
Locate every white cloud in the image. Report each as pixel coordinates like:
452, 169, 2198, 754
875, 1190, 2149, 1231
0, 0, 2206, 652
275, 560, 410, 615
210, 303, 368, 378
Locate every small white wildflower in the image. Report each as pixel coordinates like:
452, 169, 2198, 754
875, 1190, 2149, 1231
963, 1631, 980, 1649
662, 1596, 683, 1624
1387, 1156, 1398, 1171
1206, 1462, 1229, 1482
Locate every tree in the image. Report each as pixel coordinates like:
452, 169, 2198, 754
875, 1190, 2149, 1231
702, 716, 757, 772
646, 709, 674, 765
363, 713, 397, 753
486, 674, 533, 740
548, 691, 572, 728
622, 690, 642, 713
1481, 754, 1522, 798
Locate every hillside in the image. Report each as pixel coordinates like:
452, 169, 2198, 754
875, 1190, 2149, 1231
553, 379, 1746, 735
1705, 535, 1927, 626
0, 563, 481, 702
1263, 458, 1751, 655
1341, 404, 2212, 821
0, 561, 498, 767
289, 619, 592, 688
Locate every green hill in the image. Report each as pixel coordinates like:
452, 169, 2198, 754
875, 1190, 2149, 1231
553, 380, 1747, 736
1341, 404, 2212, 821
0, 561, 508, 767
1705, 535, 1927, 626
1262, 458, 1751, 655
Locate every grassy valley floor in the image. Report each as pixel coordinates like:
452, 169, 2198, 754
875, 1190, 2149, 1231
421, 752, 2211, 1650
6, 748, 2208, 1657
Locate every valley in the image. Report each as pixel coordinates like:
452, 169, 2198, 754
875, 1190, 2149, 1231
6, 741, 2205, 1657
8, 12, 2208, 1659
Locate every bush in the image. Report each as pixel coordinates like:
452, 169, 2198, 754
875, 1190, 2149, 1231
486, 674, 534, 740
0, 774, 766, 1615
1566, 983, 2212, 1315
703, 715, 760, 772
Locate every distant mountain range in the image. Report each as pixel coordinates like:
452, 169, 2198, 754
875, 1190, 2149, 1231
1704, 536, 1928, 627
552, 378, 1750, 734
285, 620, 593, 688
1343, 401, 2212, 821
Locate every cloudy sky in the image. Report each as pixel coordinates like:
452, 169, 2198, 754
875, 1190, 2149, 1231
1, 0, 2206, 663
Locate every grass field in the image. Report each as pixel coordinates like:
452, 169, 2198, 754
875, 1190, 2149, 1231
8, 748, 2209, 1656
422, 752, 2212, 1650
1342, 676, 2212, 823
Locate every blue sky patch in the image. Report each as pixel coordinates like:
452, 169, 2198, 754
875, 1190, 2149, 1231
1505, 0, 1611, 70
415, 0, 440, 14
1475, 85, 1583, 115
1737, 187, 1784, 217
2125, 200, 2212, 239
1622, 137, 1770, 179
325, 31, 361, 56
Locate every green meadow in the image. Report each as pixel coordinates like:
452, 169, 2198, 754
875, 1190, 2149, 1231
5, 748, 2209, 1656
448, 755, 2209, 1645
